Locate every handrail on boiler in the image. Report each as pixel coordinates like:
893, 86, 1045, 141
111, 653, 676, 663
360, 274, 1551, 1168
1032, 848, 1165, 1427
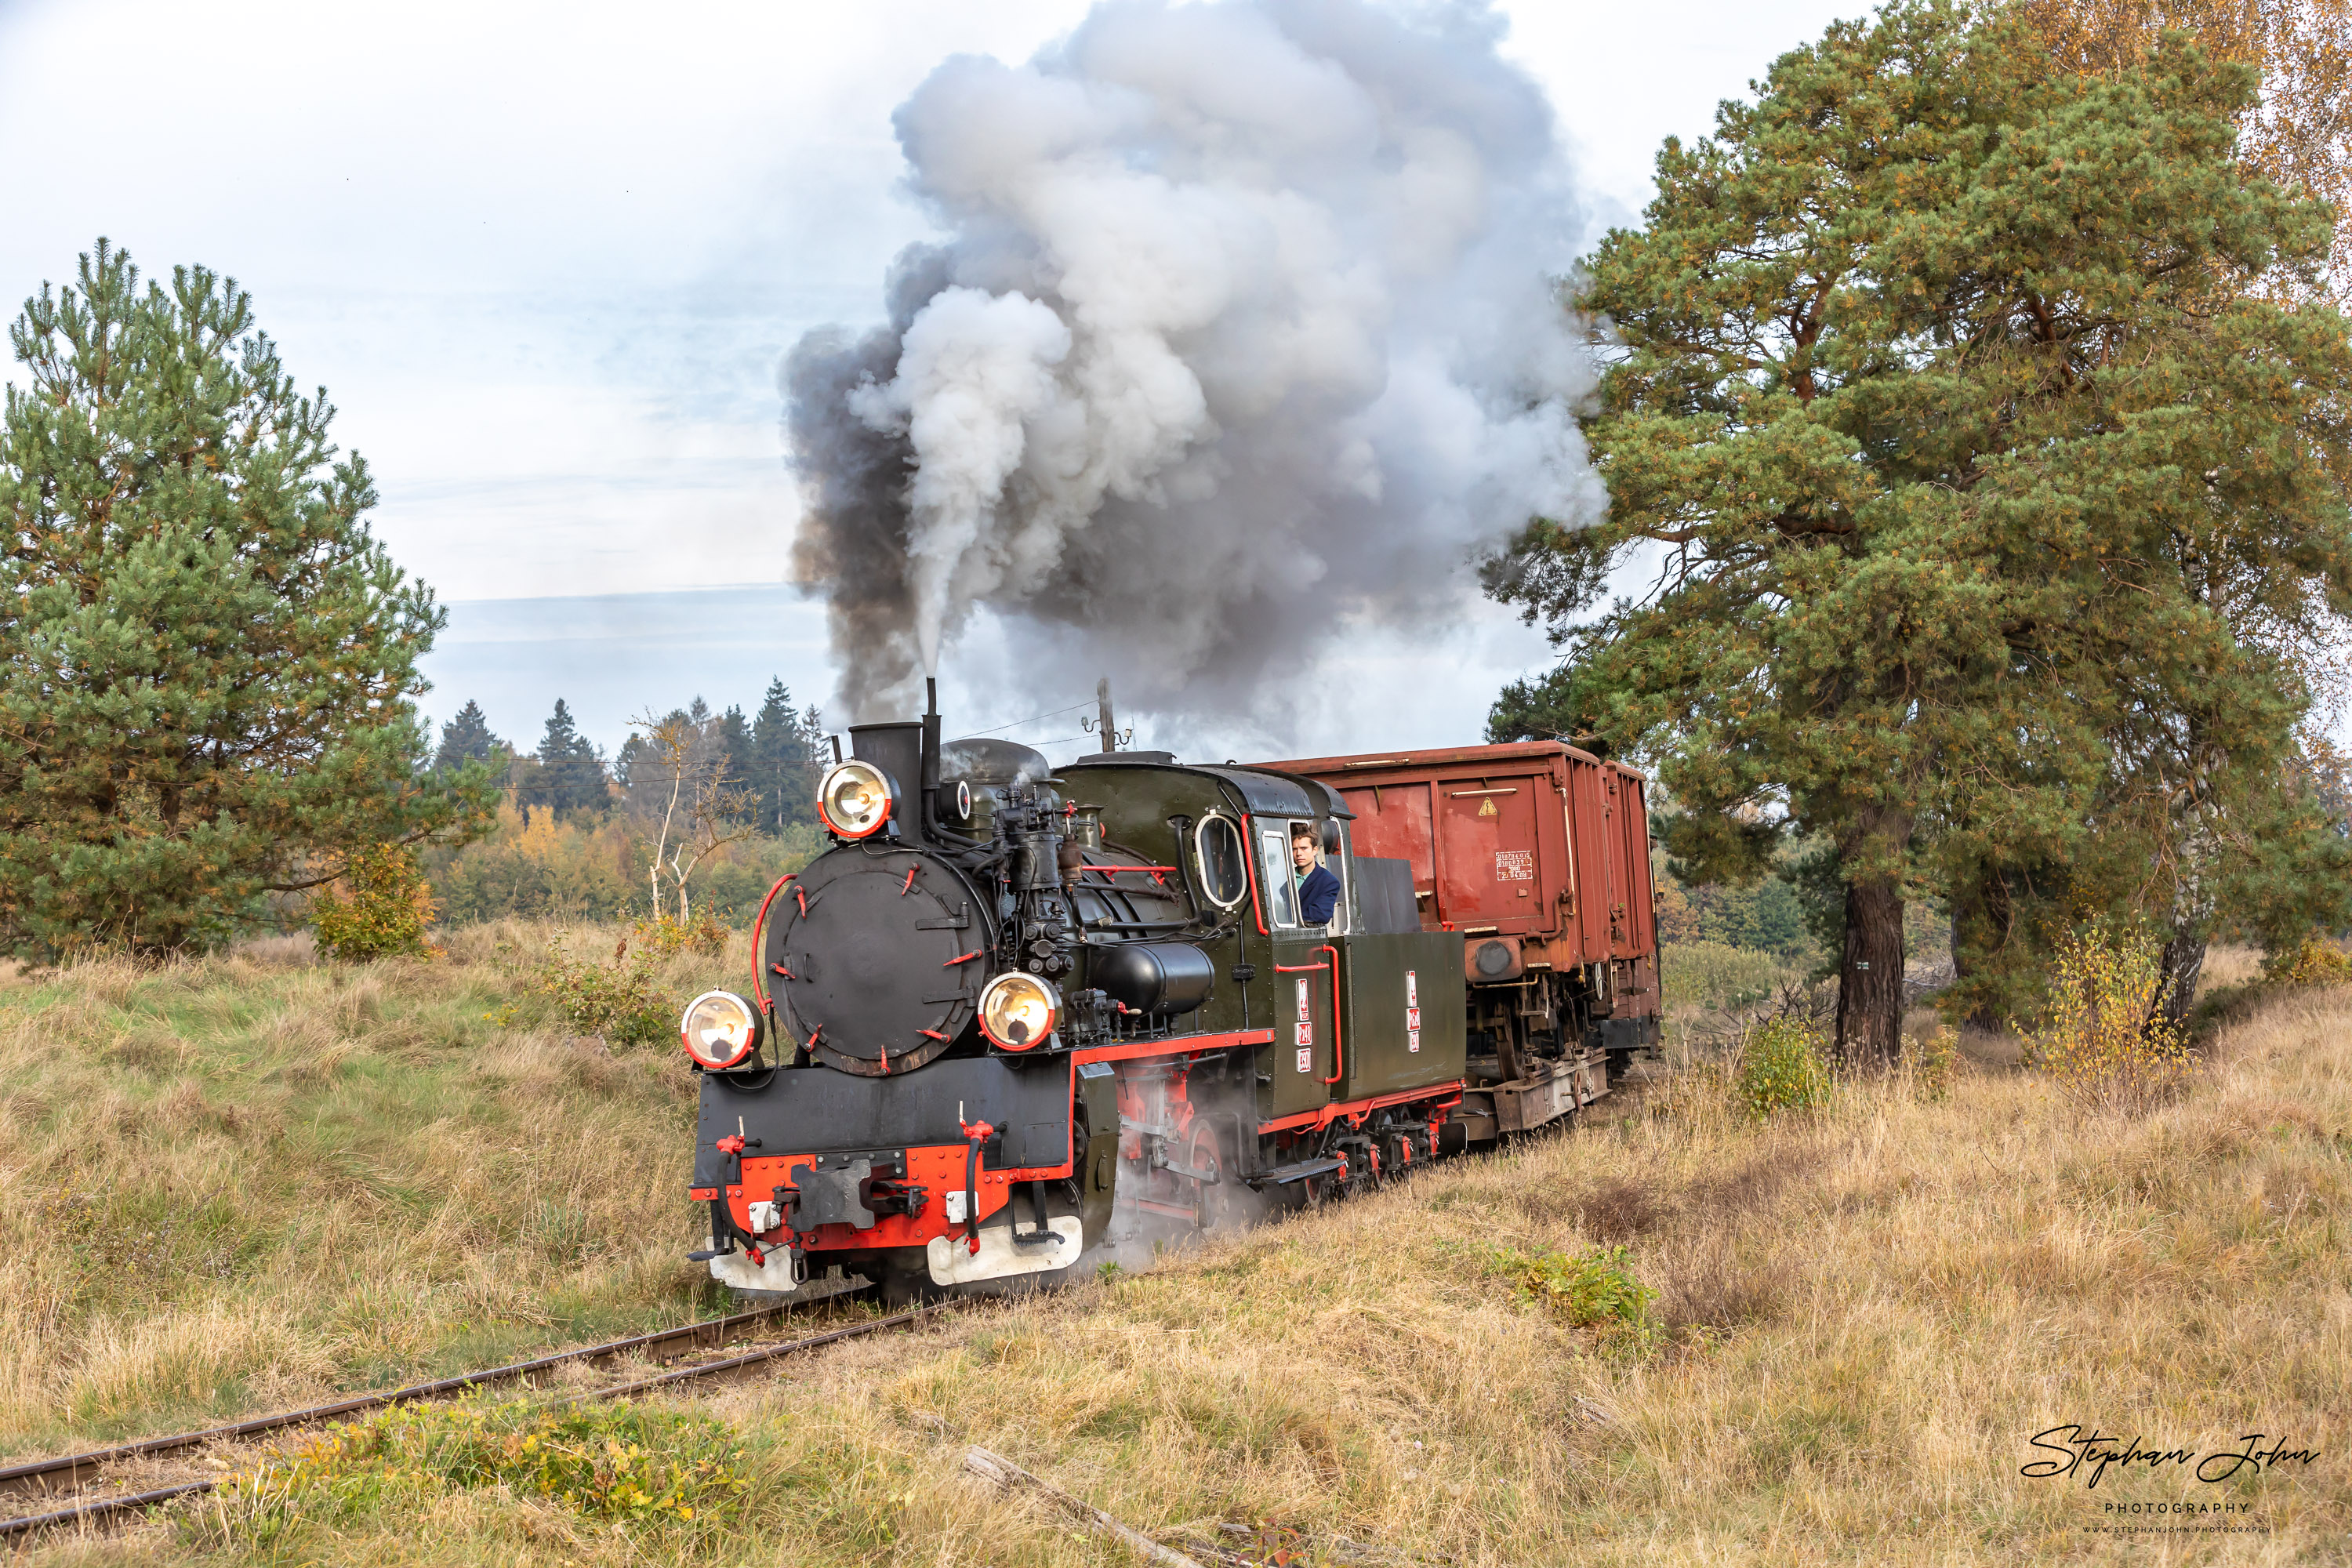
749, 873, 797, 1013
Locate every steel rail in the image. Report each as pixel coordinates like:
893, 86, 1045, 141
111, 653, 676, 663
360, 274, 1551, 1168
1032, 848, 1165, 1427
0, 1304, 942, 1541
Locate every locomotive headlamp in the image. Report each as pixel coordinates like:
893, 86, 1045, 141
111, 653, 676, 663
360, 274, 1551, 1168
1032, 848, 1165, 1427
816, 760, 895, 839
680, 990, 763, 1069
978, 972, 1059, 1051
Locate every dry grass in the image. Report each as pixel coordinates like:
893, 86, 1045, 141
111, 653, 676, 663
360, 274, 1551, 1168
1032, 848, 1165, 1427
2201, 945, 2264, 992
10, 950, 2351, 1565
0, 923, 743, 1461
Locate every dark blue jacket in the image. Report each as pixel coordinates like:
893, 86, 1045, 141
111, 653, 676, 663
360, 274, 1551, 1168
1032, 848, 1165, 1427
1297, 863, 1341, 925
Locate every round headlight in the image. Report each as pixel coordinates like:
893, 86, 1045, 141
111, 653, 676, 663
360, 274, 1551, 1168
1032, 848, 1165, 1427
978, 972, 1060, 1051
681, 989, 762, 1069
816, 760, 895, 839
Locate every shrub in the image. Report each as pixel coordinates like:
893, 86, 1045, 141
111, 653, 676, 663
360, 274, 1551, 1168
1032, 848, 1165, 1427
1911, 1024, 1958, 1102
525, 931, 670, 1046
310, 844, 434, 963
1737, 1015, 1831, 1118
2022, 920, 2194, 1111
1486, 1243, 1659, 1348
634, 909, 729, 961
212, 1397, 748, 1546
2263, 937, 2352, 987
1661, 940, 1791, 1014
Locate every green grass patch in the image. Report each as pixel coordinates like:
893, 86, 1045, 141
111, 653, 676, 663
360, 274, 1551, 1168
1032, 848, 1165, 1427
209, 1396, 750, 1547
1483, 1242, 1659, 1348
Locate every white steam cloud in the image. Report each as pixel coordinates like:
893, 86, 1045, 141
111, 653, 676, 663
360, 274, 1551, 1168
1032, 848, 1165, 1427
787, 0, 1601, 727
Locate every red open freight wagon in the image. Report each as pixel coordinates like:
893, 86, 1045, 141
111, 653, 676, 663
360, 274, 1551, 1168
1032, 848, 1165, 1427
1263, 740, 1663, 1136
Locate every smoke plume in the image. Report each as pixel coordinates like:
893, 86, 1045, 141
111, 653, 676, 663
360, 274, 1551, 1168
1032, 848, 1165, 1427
786, 0, 1601, 726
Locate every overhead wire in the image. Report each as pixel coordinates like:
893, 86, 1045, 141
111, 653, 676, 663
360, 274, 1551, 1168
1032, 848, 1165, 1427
955, 701, 1094, 738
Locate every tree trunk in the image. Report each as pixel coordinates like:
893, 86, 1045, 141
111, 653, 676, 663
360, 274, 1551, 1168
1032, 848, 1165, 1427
1835, 873, 1907, 1068
1947, 875, 1976, 1010
2150, 927, 2205, 1040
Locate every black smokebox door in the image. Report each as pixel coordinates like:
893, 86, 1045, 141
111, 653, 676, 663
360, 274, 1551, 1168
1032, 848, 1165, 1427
766, 848, 978, 1076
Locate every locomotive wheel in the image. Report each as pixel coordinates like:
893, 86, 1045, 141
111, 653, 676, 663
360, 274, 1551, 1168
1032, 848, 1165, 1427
1184, 1120, 1231, 1231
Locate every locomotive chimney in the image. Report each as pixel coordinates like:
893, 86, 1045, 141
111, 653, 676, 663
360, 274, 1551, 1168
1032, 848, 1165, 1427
1096, 677, 1117, 753
921, 677, 942, 835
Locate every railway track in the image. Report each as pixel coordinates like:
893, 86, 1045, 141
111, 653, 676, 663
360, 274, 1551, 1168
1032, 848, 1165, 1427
0, 1301, 943, 1541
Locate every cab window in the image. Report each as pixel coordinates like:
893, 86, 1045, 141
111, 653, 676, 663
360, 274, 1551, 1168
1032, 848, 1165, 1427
1325, 834, 1352, 935
1194, 815, 1248, 908
1258, 825, 1300, 927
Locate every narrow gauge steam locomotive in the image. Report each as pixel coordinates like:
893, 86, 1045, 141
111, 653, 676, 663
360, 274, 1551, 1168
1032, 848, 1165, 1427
681, 688, 1658, 1301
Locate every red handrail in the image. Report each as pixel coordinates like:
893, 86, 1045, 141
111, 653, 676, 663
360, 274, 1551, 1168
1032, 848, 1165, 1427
1316, 943, 1344, 1086
1242, 818, 1270, 935
748, 874, 796, 1011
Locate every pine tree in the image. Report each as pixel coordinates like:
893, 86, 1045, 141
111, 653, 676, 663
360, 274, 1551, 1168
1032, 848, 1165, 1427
434, 700, 506, 774
1484, 5, 2352, 1061
519, 699, 608, 819
750, 677, 825, 832
716, 703, 753, 807
2020, 0, 2352, 290
0, 242, 495, 955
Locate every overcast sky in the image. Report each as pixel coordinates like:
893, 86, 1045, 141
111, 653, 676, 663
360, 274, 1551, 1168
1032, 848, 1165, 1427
0, 0, 1863, 760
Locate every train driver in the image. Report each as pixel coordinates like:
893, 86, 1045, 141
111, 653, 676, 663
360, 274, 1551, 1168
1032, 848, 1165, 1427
1290, 823, 1341, 927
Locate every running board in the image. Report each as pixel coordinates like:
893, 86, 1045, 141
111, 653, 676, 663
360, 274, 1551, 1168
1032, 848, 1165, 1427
1247, 1156, 1345, 1189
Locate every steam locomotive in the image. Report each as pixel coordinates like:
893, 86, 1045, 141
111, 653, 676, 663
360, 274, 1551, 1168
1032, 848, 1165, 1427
681, 687, 1659, 1301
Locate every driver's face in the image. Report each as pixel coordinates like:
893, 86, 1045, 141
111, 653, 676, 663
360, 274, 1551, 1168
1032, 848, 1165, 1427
1291, 835, 1315, 871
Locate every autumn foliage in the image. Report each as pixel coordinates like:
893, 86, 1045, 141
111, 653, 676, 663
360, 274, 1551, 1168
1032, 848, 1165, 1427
309, 843, 434, 964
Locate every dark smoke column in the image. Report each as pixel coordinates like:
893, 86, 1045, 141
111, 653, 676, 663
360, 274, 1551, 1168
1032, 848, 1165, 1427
786, 0, 1601, 727
783, 246, 950, 713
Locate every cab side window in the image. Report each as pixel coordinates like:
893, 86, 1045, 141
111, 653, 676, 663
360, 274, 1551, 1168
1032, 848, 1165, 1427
1326, 833, 1352, 935
1258, 824, 1300, 927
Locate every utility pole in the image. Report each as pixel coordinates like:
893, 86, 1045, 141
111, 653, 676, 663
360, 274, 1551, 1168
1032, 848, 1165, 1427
1096, 677, 1118, 752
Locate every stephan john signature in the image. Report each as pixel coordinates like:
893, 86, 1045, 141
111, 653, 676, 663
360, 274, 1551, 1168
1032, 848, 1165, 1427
2022, 1425, 2321, 1489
